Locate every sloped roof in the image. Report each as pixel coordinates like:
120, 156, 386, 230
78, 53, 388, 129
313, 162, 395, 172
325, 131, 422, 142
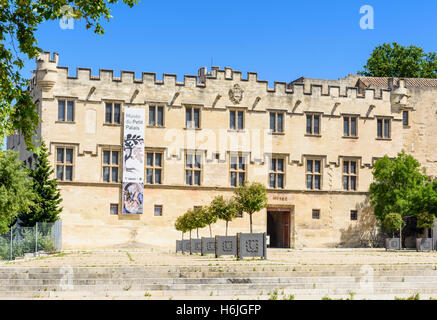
358, 77, 437, 88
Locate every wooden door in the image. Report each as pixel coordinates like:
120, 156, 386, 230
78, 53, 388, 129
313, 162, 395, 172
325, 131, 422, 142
282, 212, 290, 248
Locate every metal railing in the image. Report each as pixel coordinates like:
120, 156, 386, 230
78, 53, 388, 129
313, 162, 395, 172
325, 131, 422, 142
0, 220, 62, 261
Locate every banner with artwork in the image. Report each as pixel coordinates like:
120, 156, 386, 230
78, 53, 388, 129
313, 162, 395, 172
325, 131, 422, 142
122, 108, 145, 214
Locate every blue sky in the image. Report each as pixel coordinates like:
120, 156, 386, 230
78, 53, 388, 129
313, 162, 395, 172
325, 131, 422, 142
2, 0, 437, 149
21, 0, 437, 83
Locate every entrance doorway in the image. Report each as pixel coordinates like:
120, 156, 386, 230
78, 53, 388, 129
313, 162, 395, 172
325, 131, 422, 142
267, 209, 291, 248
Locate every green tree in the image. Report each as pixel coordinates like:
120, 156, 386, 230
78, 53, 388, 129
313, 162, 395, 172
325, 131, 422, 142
182, 209, 196, 241
209, 196, 238, 236
175, 215, 189, 242
359, 42, 437, 78
370, 151, 429, 248
191, 207, 207, 238
201, 205, 218, 237
370, 151, 427, 223
234, 182, 268, 233
416, 212, 434, 230
0, 151, 36, 233
0, 0, 139, 151
383, 213, 403, 238
19, 142, 62, 227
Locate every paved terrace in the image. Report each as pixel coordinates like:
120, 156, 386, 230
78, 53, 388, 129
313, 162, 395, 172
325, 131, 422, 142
2, 248, 437, 267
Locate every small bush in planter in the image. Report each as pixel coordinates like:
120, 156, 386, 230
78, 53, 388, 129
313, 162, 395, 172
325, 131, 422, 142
416, 212, 434, 251
383, 213, 403, 250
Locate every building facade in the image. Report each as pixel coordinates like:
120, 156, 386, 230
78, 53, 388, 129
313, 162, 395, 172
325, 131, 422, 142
8, 52, 437, 250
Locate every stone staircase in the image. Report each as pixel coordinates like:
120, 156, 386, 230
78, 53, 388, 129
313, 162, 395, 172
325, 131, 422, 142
1, 264, 437, 300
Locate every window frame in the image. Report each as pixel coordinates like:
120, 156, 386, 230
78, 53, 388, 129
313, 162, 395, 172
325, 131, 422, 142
185, 106, 201, 129
104, 102, 121, 125
230, 153, 248, 187
403, 110, 409, 127
229, 109, 245, 131
148, 105, 165, 127
110, 204, 119, 215
350, 210, 358, 221
55, 146, 74, 181
343, 115, 358, 138
342, 159, 358, 191
376, 117, 391, 139
184, 151, 203, 186
154, 205, 163, 216
306, 158, 322, 190
269, 111, 285, 134
145, 151, 164, 185
268, 156, 285, 189
57, 99, 75, 122
305, 113, 321, 136
312, 209, 321, 220
102, 148, 120, 183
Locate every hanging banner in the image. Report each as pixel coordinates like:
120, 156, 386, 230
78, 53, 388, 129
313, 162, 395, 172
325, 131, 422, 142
122, 108, 145, 214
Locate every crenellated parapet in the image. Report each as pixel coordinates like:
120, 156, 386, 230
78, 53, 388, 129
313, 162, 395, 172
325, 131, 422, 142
34, 52, 391, 103
35, 52, 59, 92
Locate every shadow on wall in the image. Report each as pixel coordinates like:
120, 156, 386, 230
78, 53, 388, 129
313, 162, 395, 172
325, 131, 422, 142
339, 197, 385, 248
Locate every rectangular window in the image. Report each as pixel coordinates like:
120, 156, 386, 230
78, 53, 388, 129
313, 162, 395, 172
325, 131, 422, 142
105, 102, 121, 124
55, 147, 74, 181
186, 107, 200, 128
350, 210, 358, 221
58, 100, 74, 122
306, 114, 320, 135
145, 152, 163, 184
269, 112, 284, 133
343, 160, 358, 191
154, 205, 163, 216
230, 155, 247, 187
306, 159, 322, 190
269, 157, 285, 189
185, 152, 202, 186
102, 150, 120, 183
377, 118, 391, 139
229, 110, 244, 130
343, 116, 357, 137
312, 209, 320, 220
149, 105, 164, 127
110, 204, 119, 215
403, 111, 409, 126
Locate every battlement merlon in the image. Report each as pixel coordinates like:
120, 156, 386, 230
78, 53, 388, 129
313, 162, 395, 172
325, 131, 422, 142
34, 51, 393, 101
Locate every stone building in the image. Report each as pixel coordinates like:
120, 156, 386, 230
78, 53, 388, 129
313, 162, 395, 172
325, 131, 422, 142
7, 52, 437, 250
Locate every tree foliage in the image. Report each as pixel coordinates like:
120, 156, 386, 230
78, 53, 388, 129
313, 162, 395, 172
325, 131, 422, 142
0, 151, 35, 233
383, 213, 403, 232
369, 151, 427, 224
0, 0, 139, 150
416, 212, 435, 230
201, 205, 218, 237
19, 142, 62, 227
233, 182, 267, 233
359, 42, 437, 78
209, 195, 238, 236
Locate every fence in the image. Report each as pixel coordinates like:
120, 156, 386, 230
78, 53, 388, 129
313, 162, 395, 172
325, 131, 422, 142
0, 220, 62, 261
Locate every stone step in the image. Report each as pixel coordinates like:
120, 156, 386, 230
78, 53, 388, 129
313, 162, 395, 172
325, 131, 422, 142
2, 281, 437, 292
1, 275, 437, 286
2, 270, 437, 279
1, 264, 437, 274
1, 287, 435, 299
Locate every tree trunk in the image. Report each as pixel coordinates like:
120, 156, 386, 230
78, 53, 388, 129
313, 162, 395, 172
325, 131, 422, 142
209, 224, 212, 238
250, 213, 253, 233
181, 232, 184, 254
226, 221, 228, 236
189, 230, 192, 255
399, 225, 402, 250
197, 228, 199, 239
